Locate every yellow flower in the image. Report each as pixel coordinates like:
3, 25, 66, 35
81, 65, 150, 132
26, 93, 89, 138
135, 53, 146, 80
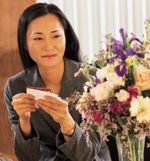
130, 96, 150, 123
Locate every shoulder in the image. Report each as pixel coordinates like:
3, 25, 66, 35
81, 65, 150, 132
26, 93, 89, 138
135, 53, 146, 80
64, 58, 86, 92
8, 70, 26, 83
4, 70, 26, 97
4, 66, 37, 97
64, 57, 81, 72
64, 57, 83, 79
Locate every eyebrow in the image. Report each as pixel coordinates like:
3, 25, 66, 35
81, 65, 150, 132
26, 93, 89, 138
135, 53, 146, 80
51, 30, 59, 33
33, 32, 42, 35
33, 30, 60, 35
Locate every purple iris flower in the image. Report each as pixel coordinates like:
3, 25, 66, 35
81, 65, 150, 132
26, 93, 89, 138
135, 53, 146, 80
113, 44, 126, 60
126, 48, 144, 58
108, 28, 145, 77
136, 53, 145, 58
119, 28, 127, 49
112, 38, 123, 45
115, 63, 127, 77
129, 34, 142, 44
126, 48, 137, 56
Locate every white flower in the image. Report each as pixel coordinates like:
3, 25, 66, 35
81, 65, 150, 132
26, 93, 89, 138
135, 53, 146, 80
115, 89, 129, 102
96, 67, 108, 82
130, 96, 150, 123
106, 73, 125, 88
96, 65, 124, 88
90, 82, 113, 101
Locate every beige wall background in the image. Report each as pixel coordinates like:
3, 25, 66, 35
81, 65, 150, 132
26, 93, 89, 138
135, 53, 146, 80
0, 0, 35, 156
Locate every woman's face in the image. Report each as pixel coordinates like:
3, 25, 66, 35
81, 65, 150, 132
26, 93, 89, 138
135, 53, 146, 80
26, 14, 66, 68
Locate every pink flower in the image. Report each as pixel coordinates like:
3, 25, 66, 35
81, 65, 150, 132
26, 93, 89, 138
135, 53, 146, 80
128, 87, 139, 102
92, 111, 103, 124
81, 112, 88, 119
110, 101, 125, 115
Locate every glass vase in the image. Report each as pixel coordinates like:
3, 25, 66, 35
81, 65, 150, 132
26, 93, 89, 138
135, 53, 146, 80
115, 134, 145, 161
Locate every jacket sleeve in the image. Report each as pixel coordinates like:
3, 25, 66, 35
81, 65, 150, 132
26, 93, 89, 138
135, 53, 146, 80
15, 126, 70, 161
3, 79, 41, 161
56, 123, 112, 161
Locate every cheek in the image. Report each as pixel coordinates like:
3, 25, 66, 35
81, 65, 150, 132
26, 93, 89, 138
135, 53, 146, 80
27, 40, 34, 54
27, 45, 42, 64
27, 41, 41, 57
56, 38, 66, 54
28, 45, 36, 57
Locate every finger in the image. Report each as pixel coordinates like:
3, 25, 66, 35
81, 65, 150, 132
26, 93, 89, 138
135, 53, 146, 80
43, 95, 63, 102
36, 99, 68, 112
13, 104, 37, 110
40, 105, 68, 124
13, 104, 37, 113
12, 93, 35, 100
36, 100, 57, 111
43, 96, 68, 106
12, 98, 36, 106
17, 108, 37, 116
40, 105, 58, 118
36, 99, 68, 113
37, 99, 69, 119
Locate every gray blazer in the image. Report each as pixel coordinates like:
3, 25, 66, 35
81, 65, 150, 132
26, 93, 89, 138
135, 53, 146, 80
4, 58, 111, 161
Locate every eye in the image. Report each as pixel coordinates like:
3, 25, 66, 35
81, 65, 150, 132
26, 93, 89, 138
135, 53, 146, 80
33, 37, 43, 40
52, 35, 61, 39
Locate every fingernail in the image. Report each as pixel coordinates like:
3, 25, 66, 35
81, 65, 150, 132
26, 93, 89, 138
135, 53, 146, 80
35, 104, 40, 109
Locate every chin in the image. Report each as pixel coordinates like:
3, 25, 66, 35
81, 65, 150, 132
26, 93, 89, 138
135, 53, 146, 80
40, 58, 64, 68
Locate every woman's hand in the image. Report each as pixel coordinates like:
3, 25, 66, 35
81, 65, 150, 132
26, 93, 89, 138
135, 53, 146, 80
12, 93, 37, 121
11, 93, 37, 136
36, 95, 75, 133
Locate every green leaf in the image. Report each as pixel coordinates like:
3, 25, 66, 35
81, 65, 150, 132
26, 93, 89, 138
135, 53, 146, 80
125, 65, 135, 87
142, 90, 150, 97
116, 116, 124, 126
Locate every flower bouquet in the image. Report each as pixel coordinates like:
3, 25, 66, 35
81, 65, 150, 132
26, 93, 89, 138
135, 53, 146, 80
69, 21, 150, 161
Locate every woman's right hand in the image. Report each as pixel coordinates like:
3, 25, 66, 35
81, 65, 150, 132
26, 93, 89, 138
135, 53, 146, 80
11, 93, 37, 136
12, 93, 36, 121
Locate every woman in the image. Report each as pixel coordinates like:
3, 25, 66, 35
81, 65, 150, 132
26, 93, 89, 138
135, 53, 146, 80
4, 3, 111, 161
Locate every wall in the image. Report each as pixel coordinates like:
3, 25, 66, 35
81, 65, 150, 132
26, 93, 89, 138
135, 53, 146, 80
0, 0, 35, 155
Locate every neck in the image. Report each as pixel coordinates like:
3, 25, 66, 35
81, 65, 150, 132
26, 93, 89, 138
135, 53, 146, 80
38, 60, 64, 89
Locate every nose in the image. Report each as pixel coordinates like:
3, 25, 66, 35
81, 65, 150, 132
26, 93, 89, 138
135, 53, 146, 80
42, 39, 54, 51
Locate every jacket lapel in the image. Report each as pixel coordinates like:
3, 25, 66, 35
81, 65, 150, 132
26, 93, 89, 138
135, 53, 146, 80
26, 65, 60, 134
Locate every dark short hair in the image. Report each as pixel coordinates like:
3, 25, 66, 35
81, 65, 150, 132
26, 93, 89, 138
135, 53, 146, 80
18, 3, 81, 69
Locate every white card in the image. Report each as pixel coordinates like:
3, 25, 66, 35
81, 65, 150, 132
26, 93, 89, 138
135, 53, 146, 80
26, 87, 58, 100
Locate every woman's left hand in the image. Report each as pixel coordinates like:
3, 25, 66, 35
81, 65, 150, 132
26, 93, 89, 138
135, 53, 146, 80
36, 95, 75, 132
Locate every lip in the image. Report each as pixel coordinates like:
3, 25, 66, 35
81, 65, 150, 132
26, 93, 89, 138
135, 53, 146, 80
41, 54, 57, 58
